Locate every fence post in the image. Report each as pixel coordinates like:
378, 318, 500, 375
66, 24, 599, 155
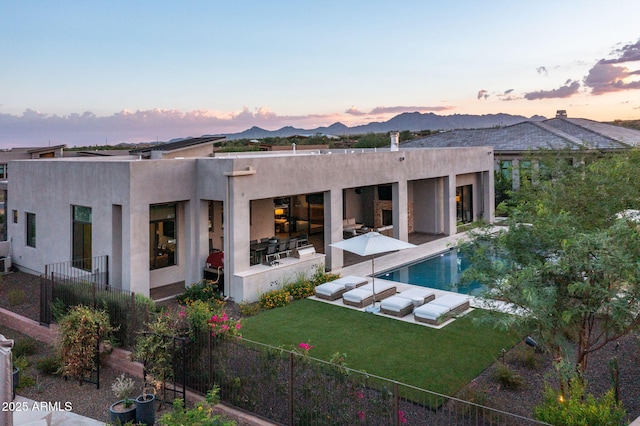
288, 351, 294, 425
393, 382, 399, 426
130, 292, 137, 348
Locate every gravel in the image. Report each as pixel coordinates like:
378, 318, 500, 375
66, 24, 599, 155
2, 271, 640, 424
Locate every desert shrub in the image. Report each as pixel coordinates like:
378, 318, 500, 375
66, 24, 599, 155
238, 302, 261, 317
35, 355, 62, 375
111, 373, 136, 408
511, 345, 542, 370
159, 386, 236, 425
534, 379, 626, 426
309, 264, 339, 287
7, 288, 26, 305
13, 337, 38, 357
492, 363, 524, 390
259, 289, 290, 310
284, 277, 315, 300
176, 279, 224, 305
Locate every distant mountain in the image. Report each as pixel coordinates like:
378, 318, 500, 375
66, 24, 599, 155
217, 112, 547, 140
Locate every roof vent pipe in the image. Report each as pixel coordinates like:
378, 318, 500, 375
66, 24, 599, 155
390, 131, 400, 151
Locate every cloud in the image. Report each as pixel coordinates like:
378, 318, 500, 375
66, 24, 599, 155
0, 105, 455, 148
601, 39, 640, 64
524, 80, 581, 100
0, 107, 339, 147
345, 105, 452, 116
477, 90, 489, 100
583, 39, 640, 95
536, 66, 548, 75
368, 105, 452, 114
345, 106, 367, 116
504, 89, 514, 95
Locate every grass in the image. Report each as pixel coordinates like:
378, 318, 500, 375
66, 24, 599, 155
241, 299, 522, 397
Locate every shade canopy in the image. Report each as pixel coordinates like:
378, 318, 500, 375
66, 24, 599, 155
331, 232, 416, 312
330, 231, 416, 257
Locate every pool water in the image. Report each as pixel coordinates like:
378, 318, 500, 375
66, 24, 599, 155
376, 249, 484, 295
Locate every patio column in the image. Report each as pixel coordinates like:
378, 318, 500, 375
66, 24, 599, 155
444, 174, 457, 236
326, 189, 344, 271
224, 167, 256, 301
392, 181, 409, 241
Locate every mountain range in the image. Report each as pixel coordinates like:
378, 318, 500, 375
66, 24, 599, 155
215, 112, 548, 140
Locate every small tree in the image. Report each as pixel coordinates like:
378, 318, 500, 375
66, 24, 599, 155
462, 150, 640, 395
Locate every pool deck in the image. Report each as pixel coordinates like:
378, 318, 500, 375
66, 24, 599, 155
318, 227, 509, 328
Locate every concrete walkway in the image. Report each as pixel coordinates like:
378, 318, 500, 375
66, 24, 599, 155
12, 395, 103, 425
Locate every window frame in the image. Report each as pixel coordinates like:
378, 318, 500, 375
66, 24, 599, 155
72, 205, 92, 271
26, 212, 36, 248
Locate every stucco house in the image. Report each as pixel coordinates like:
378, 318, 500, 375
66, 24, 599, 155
6, 134, 494, 303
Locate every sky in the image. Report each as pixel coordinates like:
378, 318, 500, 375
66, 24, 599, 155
1, 1, 640, 148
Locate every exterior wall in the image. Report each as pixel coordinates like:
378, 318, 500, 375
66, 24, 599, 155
7, 146, 494, 302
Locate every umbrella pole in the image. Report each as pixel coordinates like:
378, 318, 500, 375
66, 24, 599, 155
365, 255, 380, 313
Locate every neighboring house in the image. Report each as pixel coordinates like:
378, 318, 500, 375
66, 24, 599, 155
0, 145, 67, 242
6, 134, 494, 303
404, 111, 640, 191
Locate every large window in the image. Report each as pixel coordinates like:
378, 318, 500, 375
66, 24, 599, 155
456, 185, 473, 224
26, 212, 36, 248
150, 203, 177, 270
72, 205, 92, 271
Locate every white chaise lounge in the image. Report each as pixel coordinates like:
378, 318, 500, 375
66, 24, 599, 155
380, 288, 436, 317
342, 282, 397, 308
315, 276, 368, 301
413, 293, 470, 325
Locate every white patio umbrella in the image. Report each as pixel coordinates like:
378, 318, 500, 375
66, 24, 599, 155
330, 232, 416, 312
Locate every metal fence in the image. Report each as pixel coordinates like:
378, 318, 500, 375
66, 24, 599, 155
39, 255, 152, 349
168, 331, 549, 426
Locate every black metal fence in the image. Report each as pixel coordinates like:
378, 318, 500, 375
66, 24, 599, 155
40, 255, 153, 349
166, 331, 549, 426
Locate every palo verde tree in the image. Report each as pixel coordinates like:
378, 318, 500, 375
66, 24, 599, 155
461, 149, 640, 392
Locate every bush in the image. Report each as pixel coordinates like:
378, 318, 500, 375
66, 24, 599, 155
534, 379, 626, 426
284, 278, 315, 300
492, 363, 524, 390
176, 279, 224, 305
309, 264, 339, 287
7, 288, 25, 305
159, 386, 236, 425
511, 345, 541, 370
35, 355, 62, 375
13, 338, 38, 358
238, 302, 261, 317
259, 289, 290, 310
56, 305, 113, 383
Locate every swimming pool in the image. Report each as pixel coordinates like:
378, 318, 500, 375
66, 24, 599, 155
376, 249, 484, 295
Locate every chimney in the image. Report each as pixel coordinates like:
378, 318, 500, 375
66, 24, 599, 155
390, 131, 400, 151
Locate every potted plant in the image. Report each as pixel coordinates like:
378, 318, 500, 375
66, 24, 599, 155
109, 373, 136, 423
11, 355, 28, 400
135, 376, 158, 426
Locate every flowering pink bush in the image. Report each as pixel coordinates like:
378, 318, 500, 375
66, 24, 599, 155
398, 409, 407, 424
298, 342, 314, 351
208, 311, 242, 337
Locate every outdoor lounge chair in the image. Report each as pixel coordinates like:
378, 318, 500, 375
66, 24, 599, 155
342, 282, 397, 308
314, 276, 368, 301
379, 288, 436, 317
413, 294, 470, 325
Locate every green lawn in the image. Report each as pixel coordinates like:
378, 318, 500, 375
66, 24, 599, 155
241, 299, 521, 397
